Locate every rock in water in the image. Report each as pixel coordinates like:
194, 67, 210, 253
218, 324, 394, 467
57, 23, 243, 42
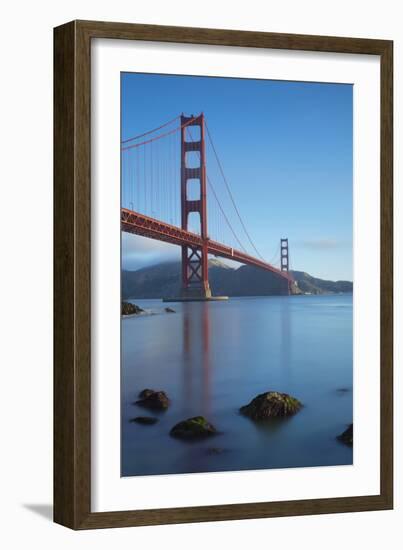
165, 307, 176, 313
170, 416, 217, 439
130, 416, 159, 425
135, 390, 170, 410
337, 424, 353, 445
240, 391, 302, 420
122, 301, 144, 315
138, 388, 155, 399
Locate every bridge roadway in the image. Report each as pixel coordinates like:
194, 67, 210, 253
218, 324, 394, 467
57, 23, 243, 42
121, 208, 292, 282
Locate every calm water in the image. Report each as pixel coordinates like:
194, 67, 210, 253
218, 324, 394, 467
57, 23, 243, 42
121, 295, 353, 476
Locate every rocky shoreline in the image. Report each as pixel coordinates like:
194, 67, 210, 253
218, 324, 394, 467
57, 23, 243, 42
122, 301, 176, 317
121, 301, 144, 316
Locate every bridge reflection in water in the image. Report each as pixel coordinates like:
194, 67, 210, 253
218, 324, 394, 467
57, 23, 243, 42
182, 302, 211, 418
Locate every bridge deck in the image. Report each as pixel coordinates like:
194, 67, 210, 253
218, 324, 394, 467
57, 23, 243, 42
121, 208, 292, 282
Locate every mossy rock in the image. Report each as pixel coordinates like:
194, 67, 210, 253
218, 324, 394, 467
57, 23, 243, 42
138, 388, 155, 399
170, 416, 217, 440
135, 390, 170, 410
122, 301, 144, 315
337, 424, 353, 446
240, 391, 302, 420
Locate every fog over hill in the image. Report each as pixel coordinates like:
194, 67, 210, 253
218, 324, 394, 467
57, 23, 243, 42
122, 259, 353, 299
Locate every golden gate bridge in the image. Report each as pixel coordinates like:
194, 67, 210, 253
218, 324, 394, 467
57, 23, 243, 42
121, 113, 293, 300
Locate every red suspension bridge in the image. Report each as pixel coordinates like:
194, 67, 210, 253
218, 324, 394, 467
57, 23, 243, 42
121, 113, 293, 300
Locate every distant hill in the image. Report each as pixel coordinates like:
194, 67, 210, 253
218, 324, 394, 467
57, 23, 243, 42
291, 271, 353, 295
122, 260, 352, 299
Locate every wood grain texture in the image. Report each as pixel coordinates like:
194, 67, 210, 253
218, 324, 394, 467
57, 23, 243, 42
54, 20, 91, 528
54, 20, 393, 530
75, 19, 391, 54
54, 21, 76, 528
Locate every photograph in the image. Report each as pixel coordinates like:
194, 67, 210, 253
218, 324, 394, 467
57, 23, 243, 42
120, 72, 354, 477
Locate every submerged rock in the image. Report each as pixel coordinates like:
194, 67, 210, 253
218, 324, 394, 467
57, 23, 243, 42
337, 424, 353, 445
170, 416, 217, 440
136, 390, 170, 410
122, 301, 144, 315
165, 307, 176, 313
130, 416, 159, 425
240, 391, 302, 420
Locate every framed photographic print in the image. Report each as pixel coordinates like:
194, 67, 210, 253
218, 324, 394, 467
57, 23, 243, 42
54, 20, 393, 529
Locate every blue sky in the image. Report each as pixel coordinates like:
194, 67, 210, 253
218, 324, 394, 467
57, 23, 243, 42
121, 72, 353, 281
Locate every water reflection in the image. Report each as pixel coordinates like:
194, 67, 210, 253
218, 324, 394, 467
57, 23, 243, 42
280, 297, 292, 382
122, 295, 353, 476
182, 303, 211, 417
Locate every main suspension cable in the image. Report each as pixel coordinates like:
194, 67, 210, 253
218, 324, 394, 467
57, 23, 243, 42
121, 115, 180, 144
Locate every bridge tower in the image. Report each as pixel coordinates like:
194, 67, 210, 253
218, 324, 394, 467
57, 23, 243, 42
281, 238, 291, 295
280, 238, 289, 273
180, 113, 212, 299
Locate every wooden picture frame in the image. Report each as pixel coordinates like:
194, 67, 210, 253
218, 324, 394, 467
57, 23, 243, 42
54, 19, 393, 529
